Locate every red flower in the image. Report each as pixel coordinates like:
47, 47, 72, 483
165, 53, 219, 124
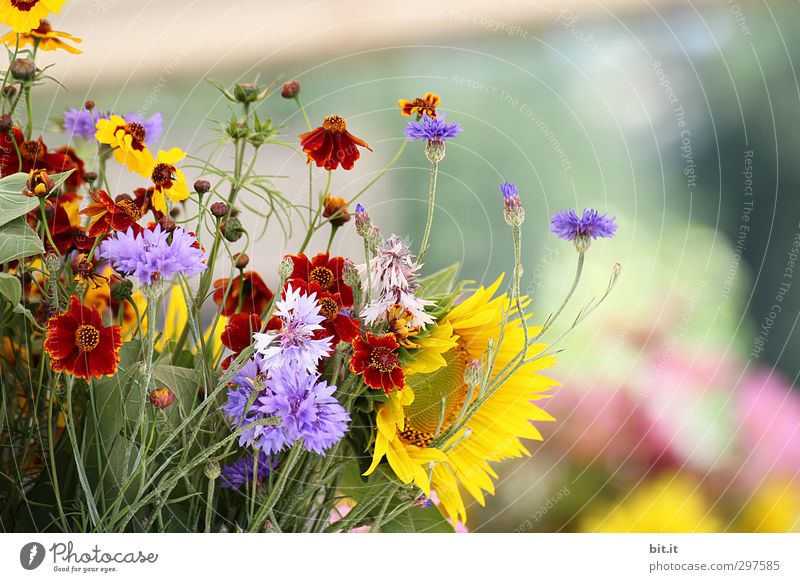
350, 333, 405, 394
213, 271, 273, 317
298, 115, 371, 171
292, 279, 359, 346
0, 127, 86, 192
29, 198, 94, 254
286, 252, 354, 308
43, 296, 122, 380
149, 387, 175, 409
80, 190, 143, 237
220, 312, 281, 369
397, 92, 440, 118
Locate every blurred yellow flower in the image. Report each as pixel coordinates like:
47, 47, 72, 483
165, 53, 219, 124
0, 0, 66, 34
581, 474, 723, 532
738, 480, 800, 533
0, 19, 81, 53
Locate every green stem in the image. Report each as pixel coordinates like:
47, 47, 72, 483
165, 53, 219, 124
248, 442, 303, 532
535, 251, 584, 341
204, 477, 215, 533
349, 140, 407, 206
417, 159, 439, 262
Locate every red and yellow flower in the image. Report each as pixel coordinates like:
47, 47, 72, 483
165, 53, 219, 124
286, 252, 354, 308
146, 148, 190, 214
0, 0, 66, 34
213, 271, 273, 317
0, 18, 81, 53
96, 115, 154, 177
1, 127, 86, 192
44, 296, 122, 380
298, 115, 371, 171
397, 92, 440, 118
80, 190, 143, 237
350, 332, 405, 394
292, 279, 359, 346
220, 312, 281, 369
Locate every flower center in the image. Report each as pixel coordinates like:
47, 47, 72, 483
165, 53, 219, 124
124, 122, 147, 145
74, 324, 100, 352
317, 296, 339, 321
309, 266, 334, 290
116, 197, 142, 220
322, 115, 346, 133
10, 0, 39, 11
369, 346, 399, 373
151, 163, 174, 187
21, 140, 40, 162
400, 348, 467, 447
34, 19, 52, 33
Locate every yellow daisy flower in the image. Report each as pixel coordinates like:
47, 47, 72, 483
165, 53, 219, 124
95, 114, 154, 177
364, 276, 558, 524
0, 0, 66, 34
147, 147, 190, 214
0, 19, 81, 53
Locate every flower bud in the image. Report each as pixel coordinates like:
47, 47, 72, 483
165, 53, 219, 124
84, 171, 98, 183
158, 216, 176, 232
574, 234, 591, 254
194, 179, 211, 194
10, 58, 36, 82
500, 182, 525, 228
149, 387, 175, 409
234, 82, 259, 104
44, 252, 61, 274
84, 99, 96, 111
221, 216, 244, 242
25, 169, 55, 198
0, 114, 12, 132
233, 252, 249, 269
464, 359, 483, 389
342, 259, 361, 290
110, 278, 134, 301
281, 80, 300, 99
210, 201, 229, 218
323, 195, 350, 227
278, 257, 294, 281
354, 203, 372, 238
204, 460, 221, 480
3, 85, 16, 100
424, 139, 446, 163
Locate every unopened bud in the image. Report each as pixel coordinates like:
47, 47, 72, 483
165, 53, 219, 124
10, 58, 36, 82
110, 278, 133, 301
277, 257, 294, 281
221, 216, 244, 242
158, 216, 176, 232
234, 82, 259, 104
210, 201, 229, 218
500, 182, 525, 228
424, 139, 446, 163
25, 169, 55, 198
233, 252, 249, 269
84, 99, 96, 111
149, 387, 175, 409
194, 179, 211, 194
44, 252, 61, 273
464, 359, 483, 389
84, 171, 98, 183
3, 85, 16, 100
0, 114, 12, 132
342, 259, 361, 290
354, 203, 372, 238
281, 80, 300, 99
204, 460, 221, 480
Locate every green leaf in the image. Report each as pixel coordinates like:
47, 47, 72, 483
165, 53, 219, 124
0, 217, 43, 264
0, 170, 74, 228
380, 504, 453, 533
417, 262, 461, 296
0, 272, 21, 306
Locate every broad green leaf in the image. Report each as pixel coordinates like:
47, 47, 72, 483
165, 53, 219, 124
417, 262, 461, 296
0, 217, 43, 264
0, 272, 21, 306
0, 170, 74, 228
380, 504, 453, 533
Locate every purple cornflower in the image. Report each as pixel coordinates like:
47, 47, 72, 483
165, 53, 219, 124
253, 285, 332, 373
123, 112, 163, 144
354, 203, 371, 238
222, 357, 289, 454
63, 107, 99, 140
551, 208, 617, 252
220, 451, 277, 490
257, 362, 350, 455
500, 182, 525, 227
404, 114, 462, 143
97, 225, 207, 286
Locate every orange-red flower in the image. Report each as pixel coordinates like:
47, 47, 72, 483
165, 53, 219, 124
292, 279, 360, 346
0, 127, 86, 192
286, 252, 354, 308
298, 115, 371, 171
213, 271, 273, 317
322, 194, 350, 227
149, 387, 175, 409
397, 92, 440, 118
350, 332, 404, 394
44, 296, 122, 380
220, 312, 281, 369
81, 190, 143, 237
29, 198, 94, 254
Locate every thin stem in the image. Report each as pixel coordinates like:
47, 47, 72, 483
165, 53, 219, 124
348, 140, 407, 206
417, 159, 439, 262
204, 477, 215, 533
248, 442, 303, 532
535, 251, 584, 341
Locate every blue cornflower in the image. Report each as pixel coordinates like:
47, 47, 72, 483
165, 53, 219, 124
63, 107, 98, 140
500, 182, 524, 227
550, 208, 617, 252
220, 451, 277, 490
253, 285, 332, 374
404, 113, 462, 143
97, 225, 207, 286
257, 362, 350, 456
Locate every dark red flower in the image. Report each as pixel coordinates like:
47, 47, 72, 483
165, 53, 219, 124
350, 332, 405, 394
80, 190, 143, 237
213, 271, 274, 317
29, 198, 94, 254
0, 127, 86, 192
220, 312, 281, 369
298, 115, 371, 171
43, 296, 122, 380
286, 252, 353, 308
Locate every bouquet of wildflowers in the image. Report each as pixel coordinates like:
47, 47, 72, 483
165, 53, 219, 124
0, 2, 619, 533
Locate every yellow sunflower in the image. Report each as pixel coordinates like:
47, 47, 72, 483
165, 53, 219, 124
96, 114, 155, 177
0, 19, 81, 53
147, 148, 190, 214
364, 276, 558, 524
0, 0, 65, 34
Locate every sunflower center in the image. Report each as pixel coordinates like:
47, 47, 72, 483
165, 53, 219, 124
116, 197, 142, 220
10, 0, 39, 10
369, 346, 399, 373
317, 296, 339, 321
125, 122, 146, 144
151, 163, 174, 187
74, 324, 100, 352
322, 115, 346, 133
21, 140, 40, 162
309, 266, 334, 290
400, 348, 467, 445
